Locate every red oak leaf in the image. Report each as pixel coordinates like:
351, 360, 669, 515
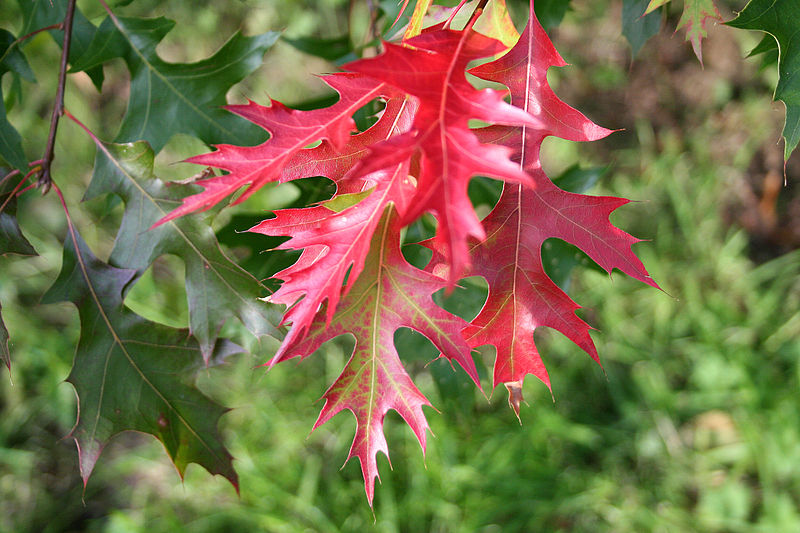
276, 208, 477, 504
153, 0, 659, 503
154, 73, 386, 226
249, 97, 418, 357
427, 1, 659, 404
345, 25, 541, 283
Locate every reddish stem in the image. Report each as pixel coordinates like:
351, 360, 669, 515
62, 108, 103, 146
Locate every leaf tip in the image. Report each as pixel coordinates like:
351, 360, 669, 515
505, 380, 526, 422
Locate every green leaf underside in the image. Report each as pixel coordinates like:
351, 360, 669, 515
16, 0, 104, 88
1, 175, 36, 257
0, 84, 27, 173
83, 141, 281, 361
0, 30, 31, 172
0, 146, 37, 375
70, 15, 279, 153
42, 227, 240, 489
728, 0, 800, 160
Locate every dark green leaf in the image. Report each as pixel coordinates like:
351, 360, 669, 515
16, 0, 104, 89
215, 213, 298, 287
0, 85, 27, 172
71, 16, 279, 152
748, 34, 780, 72
468, 176, 504, 209
749, 34, 778, 57
728, 0, 800, 160
534, 0, 572, 31
0, 29, 35, 82
552, 164, 607, 194
283, 35, 352, 62
84, 141, 282, 360
542, 238, 604, 290
42, 226, 241, 489
0, 173, 36, 256
0, 30, 31, 172
622, 0, 662, 57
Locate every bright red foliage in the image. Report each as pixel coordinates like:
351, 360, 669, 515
160, 0, 657, 503
276, 209, 478, 503
250, 97, 417, 357
154, 74, 386, 225
346, 25, 539, 282
440, 0, 659, 412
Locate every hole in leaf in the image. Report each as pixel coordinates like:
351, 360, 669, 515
468, 176, 503, 215
394, 327, 440, 365
289, 176, 338, 206
154, 134, 212, 181
541, 238, 603, 292
123, 254, 189, 328
215, 212, 299, 286
353, 98, 387, 133
433, 275, 488, 321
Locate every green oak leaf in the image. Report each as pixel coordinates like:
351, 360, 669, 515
0, 29, 35, 83
1, 172, 36, 256
0, 29, 33, 172
622, 0, 662, 57
70, 16, 279, 152
534, 0, 572, 31
282, 35, 353, 62
16, 0, 104, 89
42, 226, 241, 489
728, 0, 800, 160
0, 84, 27, 172
748, 34, 779, 71
84, 141, 281, 361
0, 126, 36, 375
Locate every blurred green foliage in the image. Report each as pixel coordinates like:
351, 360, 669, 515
1, 0, 799, 531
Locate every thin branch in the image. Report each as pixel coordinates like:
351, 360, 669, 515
0, 23, 63, 66
36, 0, 77, 194
62, 108, 102, 145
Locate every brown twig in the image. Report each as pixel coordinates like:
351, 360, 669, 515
36, 0, 77, 194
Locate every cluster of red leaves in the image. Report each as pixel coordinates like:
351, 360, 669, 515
157, 1, 657, 503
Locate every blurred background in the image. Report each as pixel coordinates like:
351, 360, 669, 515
1, 0, 799, 531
